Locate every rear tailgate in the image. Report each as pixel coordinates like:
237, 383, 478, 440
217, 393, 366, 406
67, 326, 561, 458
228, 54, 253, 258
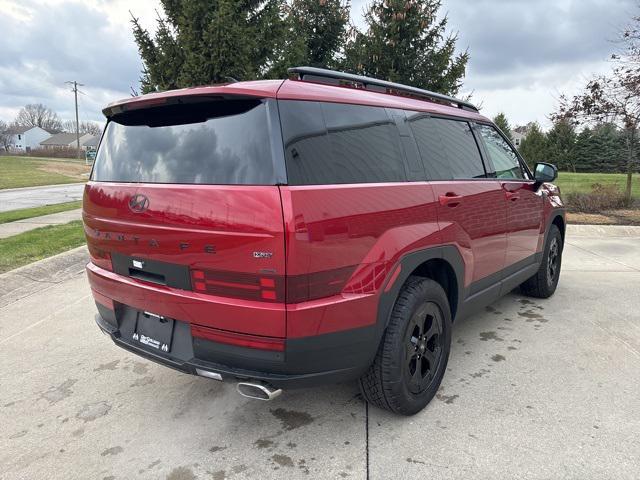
84, 94, 287, 337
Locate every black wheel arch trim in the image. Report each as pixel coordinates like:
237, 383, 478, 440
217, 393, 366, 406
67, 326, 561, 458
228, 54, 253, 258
546, 209, 567, 245
375, 246, 464, 354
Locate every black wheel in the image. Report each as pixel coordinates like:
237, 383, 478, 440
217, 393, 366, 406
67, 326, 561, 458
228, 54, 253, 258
359, 277, 452, 415
520, 224, 563, 298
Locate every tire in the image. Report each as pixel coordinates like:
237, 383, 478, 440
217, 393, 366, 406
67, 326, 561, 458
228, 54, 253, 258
520, 224, 563, 298
359, 276, 452, 415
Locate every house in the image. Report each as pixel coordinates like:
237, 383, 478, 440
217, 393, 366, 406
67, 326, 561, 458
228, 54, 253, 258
512, 130, 527, 148
6, 126, 51, 152
40, 132, 93, 150
512, 125, 532, 149
81, 135, 101, 150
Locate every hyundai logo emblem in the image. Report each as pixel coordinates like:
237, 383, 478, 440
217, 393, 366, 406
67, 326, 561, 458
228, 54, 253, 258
129, 194, 149, 213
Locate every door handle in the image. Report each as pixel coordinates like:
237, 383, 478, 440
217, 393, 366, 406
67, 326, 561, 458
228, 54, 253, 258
505, 191, 519, 201
439, 193, 463, 207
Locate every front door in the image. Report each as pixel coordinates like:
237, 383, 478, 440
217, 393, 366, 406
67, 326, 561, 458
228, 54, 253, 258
408, 115, 508, 292
475, 124, 544, 269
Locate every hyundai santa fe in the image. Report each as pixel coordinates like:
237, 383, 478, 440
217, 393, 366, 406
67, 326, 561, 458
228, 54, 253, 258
85, 67, 565, 415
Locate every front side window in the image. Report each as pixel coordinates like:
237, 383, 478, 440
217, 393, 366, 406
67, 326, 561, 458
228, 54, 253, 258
410, 115, 486, 180
477, 125, 524, 179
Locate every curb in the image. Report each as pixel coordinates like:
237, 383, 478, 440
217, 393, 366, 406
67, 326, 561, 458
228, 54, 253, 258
0, 246, 88, 309
0, 245, 88, 280
0, 182, 85, 193
566, 224, 640, 237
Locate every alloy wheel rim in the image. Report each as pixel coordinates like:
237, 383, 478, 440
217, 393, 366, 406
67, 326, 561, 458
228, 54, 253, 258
405, 302, 444, 394
547, 238, 559, 284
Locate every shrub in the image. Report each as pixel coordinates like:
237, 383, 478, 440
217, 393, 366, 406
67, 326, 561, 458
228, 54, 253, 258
565, 183, 628, 212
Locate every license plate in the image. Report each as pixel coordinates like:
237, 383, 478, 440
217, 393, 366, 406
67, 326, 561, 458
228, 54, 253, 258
133, 311, 174, 353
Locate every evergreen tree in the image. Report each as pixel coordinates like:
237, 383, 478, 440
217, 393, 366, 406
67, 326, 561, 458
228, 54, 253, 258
574, 128, 597, 172
546, 118, 577, 172
492, 112, 513, 142
131, 0, 285, 93
342, 0, 468, 95
518, 123, 548, 168
269, 0, 350, 78
591, 123, 625, 173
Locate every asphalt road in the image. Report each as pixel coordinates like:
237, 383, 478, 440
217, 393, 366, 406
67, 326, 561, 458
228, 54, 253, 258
1, 226, 639, 480
0, 183, 85, 212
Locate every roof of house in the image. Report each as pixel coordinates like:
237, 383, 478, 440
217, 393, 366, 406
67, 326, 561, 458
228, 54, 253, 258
40, 133, 81, 146
512, 130, 527, 139
82, 135, 100, 147
7, 125, 43, 135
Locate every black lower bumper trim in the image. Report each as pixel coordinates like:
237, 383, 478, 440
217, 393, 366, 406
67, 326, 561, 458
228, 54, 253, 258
94, 313, 373, 389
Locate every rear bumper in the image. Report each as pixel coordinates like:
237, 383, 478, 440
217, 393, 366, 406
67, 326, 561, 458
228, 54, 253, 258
94, 310, 374, 389
87, 262, 380, 387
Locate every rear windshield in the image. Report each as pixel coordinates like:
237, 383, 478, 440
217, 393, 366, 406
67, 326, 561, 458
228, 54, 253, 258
92, 99, 284, 185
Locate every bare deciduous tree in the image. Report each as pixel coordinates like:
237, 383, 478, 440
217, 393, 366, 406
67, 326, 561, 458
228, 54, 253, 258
554, 10, 640, 204
14, 103, 62, 133
62, 120, 103, 136
0, 120, 12, 151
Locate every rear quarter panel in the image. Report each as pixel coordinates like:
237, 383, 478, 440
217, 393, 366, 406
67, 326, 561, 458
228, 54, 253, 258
280, 183, 441, 337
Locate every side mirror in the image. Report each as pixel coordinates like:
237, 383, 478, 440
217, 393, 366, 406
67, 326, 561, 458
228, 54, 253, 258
534, 162, 557, 186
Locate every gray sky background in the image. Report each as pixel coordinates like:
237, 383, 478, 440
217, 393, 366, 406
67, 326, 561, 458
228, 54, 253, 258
0, 0, 637, 129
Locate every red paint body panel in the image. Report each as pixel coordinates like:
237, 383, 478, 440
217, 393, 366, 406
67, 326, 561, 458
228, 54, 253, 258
83, 181, 287, 337
501, 180, 545, 266
280, 183, 441, 337
87, 262, 286, 337
430, 181, 508, 287
103, 80, 284, 114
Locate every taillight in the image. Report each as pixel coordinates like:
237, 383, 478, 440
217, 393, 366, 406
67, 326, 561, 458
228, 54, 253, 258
286, 265, 356, 303
190, 269, 285, 302
190, 266, 356, 303
88, 245, 112, 271
191, 324, 285, 351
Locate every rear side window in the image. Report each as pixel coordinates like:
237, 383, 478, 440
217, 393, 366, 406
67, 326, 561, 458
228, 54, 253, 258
476, 124, 524, 179
92, 99, 283, 185
280, 100, 406, 185
409, 115, 487, 180
406, 113, 450, 180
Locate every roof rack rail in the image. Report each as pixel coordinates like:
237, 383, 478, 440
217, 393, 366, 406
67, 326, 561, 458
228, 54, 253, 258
287, 66, 479, 113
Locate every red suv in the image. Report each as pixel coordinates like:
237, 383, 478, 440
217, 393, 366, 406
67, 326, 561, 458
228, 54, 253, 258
85, 67, 565, 415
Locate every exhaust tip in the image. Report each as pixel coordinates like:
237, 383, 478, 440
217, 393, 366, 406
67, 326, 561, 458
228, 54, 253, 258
237, 382, 282, 401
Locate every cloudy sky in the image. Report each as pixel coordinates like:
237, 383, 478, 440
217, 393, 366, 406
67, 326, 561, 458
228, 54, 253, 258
0, 0, 636, 129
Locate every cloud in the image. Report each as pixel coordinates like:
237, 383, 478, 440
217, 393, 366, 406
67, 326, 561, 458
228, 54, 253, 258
352, 0, 636, 126
0, 0, 637, 127
443, 0, 636, 125
0, 0, 144, 123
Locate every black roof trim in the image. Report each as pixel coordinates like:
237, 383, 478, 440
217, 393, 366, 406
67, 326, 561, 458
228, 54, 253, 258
287, 66, 479, 113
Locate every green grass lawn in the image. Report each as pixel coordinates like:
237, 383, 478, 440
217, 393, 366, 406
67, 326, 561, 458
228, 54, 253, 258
0, 201, 82, 224
0, 156, 90, 189
0, 220, 85, 273
556, 172, 639, 198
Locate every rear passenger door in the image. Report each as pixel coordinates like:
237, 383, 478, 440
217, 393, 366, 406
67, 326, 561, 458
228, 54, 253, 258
475, 124, 544, 269
408, 114, 508, 294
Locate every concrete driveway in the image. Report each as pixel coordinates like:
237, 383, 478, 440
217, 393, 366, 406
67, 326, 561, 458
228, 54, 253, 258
1, 226, 639, 480
0, 183, 84, 212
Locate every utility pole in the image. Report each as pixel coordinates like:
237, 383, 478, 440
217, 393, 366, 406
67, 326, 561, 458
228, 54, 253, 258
65, 80, 84, 160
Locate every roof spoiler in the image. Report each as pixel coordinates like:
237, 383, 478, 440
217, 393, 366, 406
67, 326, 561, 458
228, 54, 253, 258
287, 66, 478, 113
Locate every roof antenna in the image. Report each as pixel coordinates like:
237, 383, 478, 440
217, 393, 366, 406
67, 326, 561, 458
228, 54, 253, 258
224, 76, 239, 83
